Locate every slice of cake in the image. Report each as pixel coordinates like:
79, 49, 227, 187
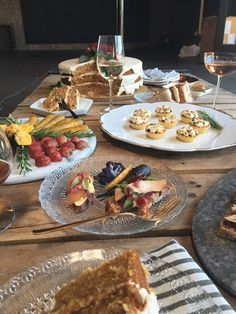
217, 191, 236, 241
47, 250, 159, 314
43, 86, 80, 112
58, 56, 143, 97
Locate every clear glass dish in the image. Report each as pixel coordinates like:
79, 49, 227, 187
38, 156, 187, 235
0, 248, 220, 314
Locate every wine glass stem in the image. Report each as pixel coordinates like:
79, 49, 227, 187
108, 79, 113, 110
213, 75, 221, 109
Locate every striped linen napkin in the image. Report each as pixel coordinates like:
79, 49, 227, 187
146, 239, 234, 314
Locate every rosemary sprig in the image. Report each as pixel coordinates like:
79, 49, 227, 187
16, 146, 32, 176
0, 115, 20, 125
197, 110, 224, 130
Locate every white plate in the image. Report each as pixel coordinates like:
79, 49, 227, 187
30, 97, 93, 117
191, 87, 213, 98
100, 102, 236, 152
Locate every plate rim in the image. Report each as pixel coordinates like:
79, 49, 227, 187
100, 102, 236, 152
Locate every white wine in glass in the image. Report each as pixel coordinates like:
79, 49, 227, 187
0, 128, 15, 233
97, 35, 125, 113
204, 52, 236, 109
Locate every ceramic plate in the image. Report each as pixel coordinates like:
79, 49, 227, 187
0, 248, 219, 313
191, 87, 213, 98
38, 156, 187, 236
100, 102, 236, 152
30, 97, 93, 117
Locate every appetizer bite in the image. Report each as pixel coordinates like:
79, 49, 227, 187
176, 126, 199, 142
129, 115, 148, 130
217, 191, 236, 242
159, 115, 178, 129
145, 123, 166, 139
43, 85, 80, 112
66, 172, 95, 212
190, 117, 210, 134
155, 105, 172, 117
180, 110, 198, 124
133, 108, 152, 121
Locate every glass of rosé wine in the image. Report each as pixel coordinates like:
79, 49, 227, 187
204, 52, 236, 109
0, 128, 15, 233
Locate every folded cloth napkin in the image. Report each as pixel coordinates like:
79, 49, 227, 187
146, 239, 234, 314
142, 68, 180, 83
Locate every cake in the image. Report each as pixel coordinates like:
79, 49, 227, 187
43, 86, 80, 112
47, 250, 159, 314
176, 126, 199, 142
180, 110, 198, 124
190, 117, 211, 134
153, 82, 193, 103
145, 123, 166, 139
58, 57, 143, 97
217, 191, 236, 241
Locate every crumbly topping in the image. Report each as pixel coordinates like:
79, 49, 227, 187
155, 105, 172, 115
133, 109, 151, 120
159, 115, 177, 124
145, 123, 166, 134
191, 117, 210, 128
177, 126, 199, 137
129, 115, 147, 125
181, 110, 198, 119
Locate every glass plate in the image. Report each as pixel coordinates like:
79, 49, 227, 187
38, 156, 187, 235
0, 248, 220, 314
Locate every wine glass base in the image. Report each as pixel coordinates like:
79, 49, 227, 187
99, 106, 113, 115
0, 200, 15, 234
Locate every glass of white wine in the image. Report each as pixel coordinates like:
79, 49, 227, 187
0, 128, 15, 233
204, 52, 236, 109
97, 35, 125, 114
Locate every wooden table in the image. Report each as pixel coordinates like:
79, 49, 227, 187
1, 74, 236, 309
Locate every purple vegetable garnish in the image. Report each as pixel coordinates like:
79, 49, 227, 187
96, 161, 125, 185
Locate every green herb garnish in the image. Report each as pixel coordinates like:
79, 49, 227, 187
16, 146, 32, 176
123, 199, 133, 209
197, 110, 224, 130
0, 115, 20, 125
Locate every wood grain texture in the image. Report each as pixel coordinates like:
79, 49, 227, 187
1, 74, 236, 310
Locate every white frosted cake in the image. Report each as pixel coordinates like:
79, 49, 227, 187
58, 57, 143, 97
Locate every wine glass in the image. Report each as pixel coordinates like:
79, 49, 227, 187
0, 128, 15, 233
97, 35, 125, 114
204, 52, 236, 109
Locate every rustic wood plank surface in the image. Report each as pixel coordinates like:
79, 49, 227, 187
1, 74, 236, 309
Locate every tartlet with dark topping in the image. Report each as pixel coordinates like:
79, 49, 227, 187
176, 126, 199, 142
190, 117, 210, 134
159, 115, 178, 129
180, 110, 198, 124
145, 123, 166, 139
155, 105, 172, 118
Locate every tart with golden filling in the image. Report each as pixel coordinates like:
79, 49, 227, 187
176, 126, 199, 142
180, 110, 198, 124
145, 123, 166, 139
133, 109, 152, 121
190, 117, 210, 134
155, 105, 172, 117
159, 114, 178, 129
129, 115, 147, 130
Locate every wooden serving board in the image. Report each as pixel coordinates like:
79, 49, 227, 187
192, 168, 236, 297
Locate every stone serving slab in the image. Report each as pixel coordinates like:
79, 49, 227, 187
192, 168, 236, 297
